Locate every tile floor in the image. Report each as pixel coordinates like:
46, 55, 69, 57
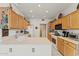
51, 43, 62, 56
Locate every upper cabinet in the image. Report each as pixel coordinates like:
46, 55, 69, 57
62, 15, 70, 29
56, 18, 62, 25
0, 7, 30, 29
51, 22, 55, 30
48, 10, 79, 30
8, 9, 18, 29
69, 10, 79, 29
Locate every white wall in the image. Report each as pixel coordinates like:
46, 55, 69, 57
28, 19, 50, 37
9, 29, 17, 36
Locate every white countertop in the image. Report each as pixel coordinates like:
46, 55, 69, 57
0, 35, 51, 45
51, 35, 58, 39
58, 36, 79, 44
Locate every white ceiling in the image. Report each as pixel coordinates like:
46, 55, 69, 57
13, 3, 74, 19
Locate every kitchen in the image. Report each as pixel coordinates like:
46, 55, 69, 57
0, 3, 79, 56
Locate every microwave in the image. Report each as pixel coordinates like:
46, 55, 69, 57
55, 24, 62, 30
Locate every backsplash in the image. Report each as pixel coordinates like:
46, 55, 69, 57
66, 30, 79, 35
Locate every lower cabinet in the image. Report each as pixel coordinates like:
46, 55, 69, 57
64, 43, 76, 56
57, 37, 77, 56
0, 44, 51, 56
57, 37, 64, 55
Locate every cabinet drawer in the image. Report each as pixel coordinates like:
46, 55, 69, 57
64, 40, 69, 44
64, 40, 76, 49
68, 42, 76, 49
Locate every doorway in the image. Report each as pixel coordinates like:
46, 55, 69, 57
40, 24, 46, 37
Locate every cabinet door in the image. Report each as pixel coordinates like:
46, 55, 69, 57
24, 20, 28, 29
62, 16, 70, 29
48, 22, 52, 29
47, 33, 52, 41
57, 37, 64, 55
18, 16, 22, 29
64, 44, 76, 56
51, 22, 55, 30
8, 9, 18, 29
70, 10, 79, 29
57, 18, 62, 24
0, 45, 10, 56
9, 10, 15, 28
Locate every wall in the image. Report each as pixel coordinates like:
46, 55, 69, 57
9, 29, 17, 36
28, 19, 50, 37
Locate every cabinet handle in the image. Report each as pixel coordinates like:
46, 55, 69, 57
32, 48, 35, 53
9, 48, 12, 53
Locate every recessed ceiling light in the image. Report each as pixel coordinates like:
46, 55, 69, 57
45, 10, 48, 13
29, 10, 32, 13
44, 16, 46, 17
32, 16, 34, 17
38, 4, 40, 7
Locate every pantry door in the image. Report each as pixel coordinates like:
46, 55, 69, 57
40, 24, 46, 37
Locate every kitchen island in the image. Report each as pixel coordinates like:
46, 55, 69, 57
0, 35, 52, 56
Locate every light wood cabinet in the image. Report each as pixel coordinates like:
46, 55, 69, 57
48, 10, 79, 30
48, 22, 52, 29
18, 15, 23, 29
69, 10, 79, 29
47, 32, 52, 41
57, 37, 64, 55
18, 15, 29, 29
64, 40, 76, 56
62, 15, 70, 29
57, 37, 77, 56
8, 9, 18, 29
8, 8, 29, 29
57, 18, 62, 24
51, 22, 55, 30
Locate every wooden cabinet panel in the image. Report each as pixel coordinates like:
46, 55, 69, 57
24, 20, 28, 29
57, 18, 62, 24
47, 33, 52, 41
48, 22, 52, 29
64, 43, 76, 56
51, 22, 55, 29
62, 16, 70, 29
9, 10, 15, 28
70, 10, 79, 29
8, 9, 18, 29
57, 37, 64, 55
1, 8, 29, 29
18, 15, 28, 29
18, 15, 23, 29
57, 37, 76, 56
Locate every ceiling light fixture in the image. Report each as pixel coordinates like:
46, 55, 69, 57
38, 4, 40, 7
44, 16, 46, 17
29, 10, 32, 13
32, 16, 34, 17
45, 10, 48, 13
